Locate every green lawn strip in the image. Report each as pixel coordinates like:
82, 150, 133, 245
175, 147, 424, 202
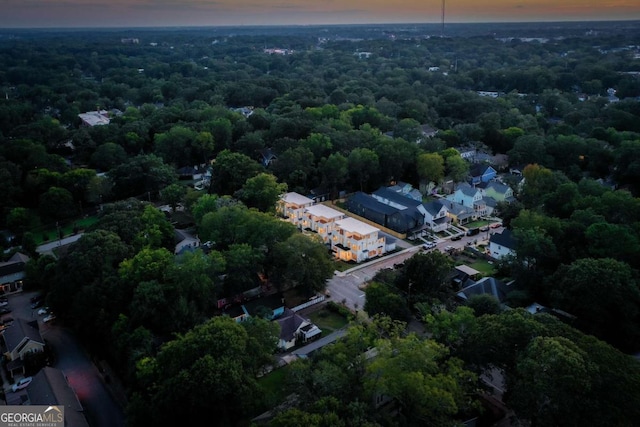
308, 308, 349, 334
468, 260, 497, 276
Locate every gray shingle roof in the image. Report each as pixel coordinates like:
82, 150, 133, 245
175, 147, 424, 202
3, 318, 43, 354
28, 367, 90, 427
489, 229, 518, 249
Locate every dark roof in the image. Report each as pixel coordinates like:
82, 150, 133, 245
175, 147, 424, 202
276, 309, 307, 341
348, 192, 399, 216
489, 229, 518, 250
457, 183, 479, 197
3, 318, 44, 354
469, 163, 495, 177
243, 293, 284, 317
28, 367, 90, 427
423, 200, 446, 216
223, 305, 246, 319
0, 253, 29, 278
372, 187, 422, 208
457, 277, 508, 302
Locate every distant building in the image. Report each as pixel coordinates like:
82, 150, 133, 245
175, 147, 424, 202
78, 110, 110, 127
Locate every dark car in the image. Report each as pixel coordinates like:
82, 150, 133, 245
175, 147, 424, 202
451, 235, 462, 241
466, 228, 480, 236
0, 308, 12, 315
30, 300, 44, 309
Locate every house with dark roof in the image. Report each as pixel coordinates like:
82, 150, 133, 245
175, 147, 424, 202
468, 164, 497, 185
387, 181, 423, 202
345, 192, 418, 234
259, 148, 277, 167
276, 309, 322, 351
423, 200, 450, 232
457, 277, 509, 303
27, 367, 90, 427
441, 200, 477, 225
0, 252, 29, 293
489, 229, 518, 259
3, 318, 45, 376
446, 183, 487, 216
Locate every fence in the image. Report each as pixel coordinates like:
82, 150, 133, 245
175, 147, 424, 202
291, 295, 325, 312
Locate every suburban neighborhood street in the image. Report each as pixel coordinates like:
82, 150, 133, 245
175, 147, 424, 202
6, 291, 125, 427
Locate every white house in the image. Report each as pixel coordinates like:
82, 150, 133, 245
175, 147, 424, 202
332, 217, 386, 263
489, 229, 518, 259
277, 192, 315, 226
300, 204, 345, 244
422, 200, 450, 232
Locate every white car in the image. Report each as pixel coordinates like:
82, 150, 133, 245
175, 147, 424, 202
37, 307, 49, 315
12, 377, 32, 392
0, 301, 8, 307
43, 314, 56, 323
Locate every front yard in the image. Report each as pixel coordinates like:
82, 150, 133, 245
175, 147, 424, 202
308, 306, 349, 336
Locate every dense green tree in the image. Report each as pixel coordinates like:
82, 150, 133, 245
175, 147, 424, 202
237, 173, 287, 212
109, 154, 177, 199
269, 233, 333, 295
348, 148, 380, 192
551, 258, 640, 351
416, 152, 444, 184
129, 316, 278, 427
364, 281, 411, 322
210, 149, 262, 196
396, 251, 454, 303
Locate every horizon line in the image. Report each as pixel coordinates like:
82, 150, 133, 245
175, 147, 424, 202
1, 18, 639, 31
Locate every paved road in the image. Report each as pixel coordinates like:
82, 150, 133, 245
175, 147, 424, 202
36, 234, 83, 256
326, 225, 505, 311
7, 291, 125, 427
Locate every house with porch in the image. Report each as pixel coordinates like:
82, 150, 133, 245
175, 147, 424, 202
300, 204, 345, 244
277, 192, 315, 226
441, 200, 477, 225
332, 217, 386, 263
3, 318, 45, 376
446, 183, 487, 216
276, 309, 322, 351
423, 200, 450, 232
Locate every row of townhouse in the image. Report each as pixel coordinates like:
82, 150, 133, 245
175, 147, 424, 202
277, 192, 386, 263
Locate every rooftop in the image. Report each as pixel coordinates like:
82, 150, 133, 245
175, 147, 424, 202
305, 204, 344, 220
78, 110, 110, 126
281, 192, 314, 206
335, 217, 379, 236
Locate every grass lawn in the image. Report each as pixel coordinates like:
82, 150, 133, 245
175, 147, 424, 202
256, 365, 291, 414
469, 259, 497, 276
34, 216, 99, 245
308, 307, 349, 335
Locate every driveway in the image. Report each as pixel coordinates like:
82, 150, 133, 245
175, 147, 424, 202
7, 291, 125, 427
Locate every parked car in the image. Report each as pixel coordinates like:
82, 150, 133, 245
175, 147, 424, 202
445, 245, 454, 252
0, 308, 12, 315
466, 228, 480, 236
31, 300, 44, 309
0, 301, 8, 307
490, 222, 502, 229
451, 234, 462, 241
11, 377, 33, 392
29, 295, 43, 303
479, 225, 489, 232
43, 314, 56, 323
422, 242, 436, 250
37, 307, 49, 316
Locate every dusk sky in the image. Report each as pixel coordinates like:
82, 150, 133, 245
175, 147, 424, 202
1, 0, 640, 28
